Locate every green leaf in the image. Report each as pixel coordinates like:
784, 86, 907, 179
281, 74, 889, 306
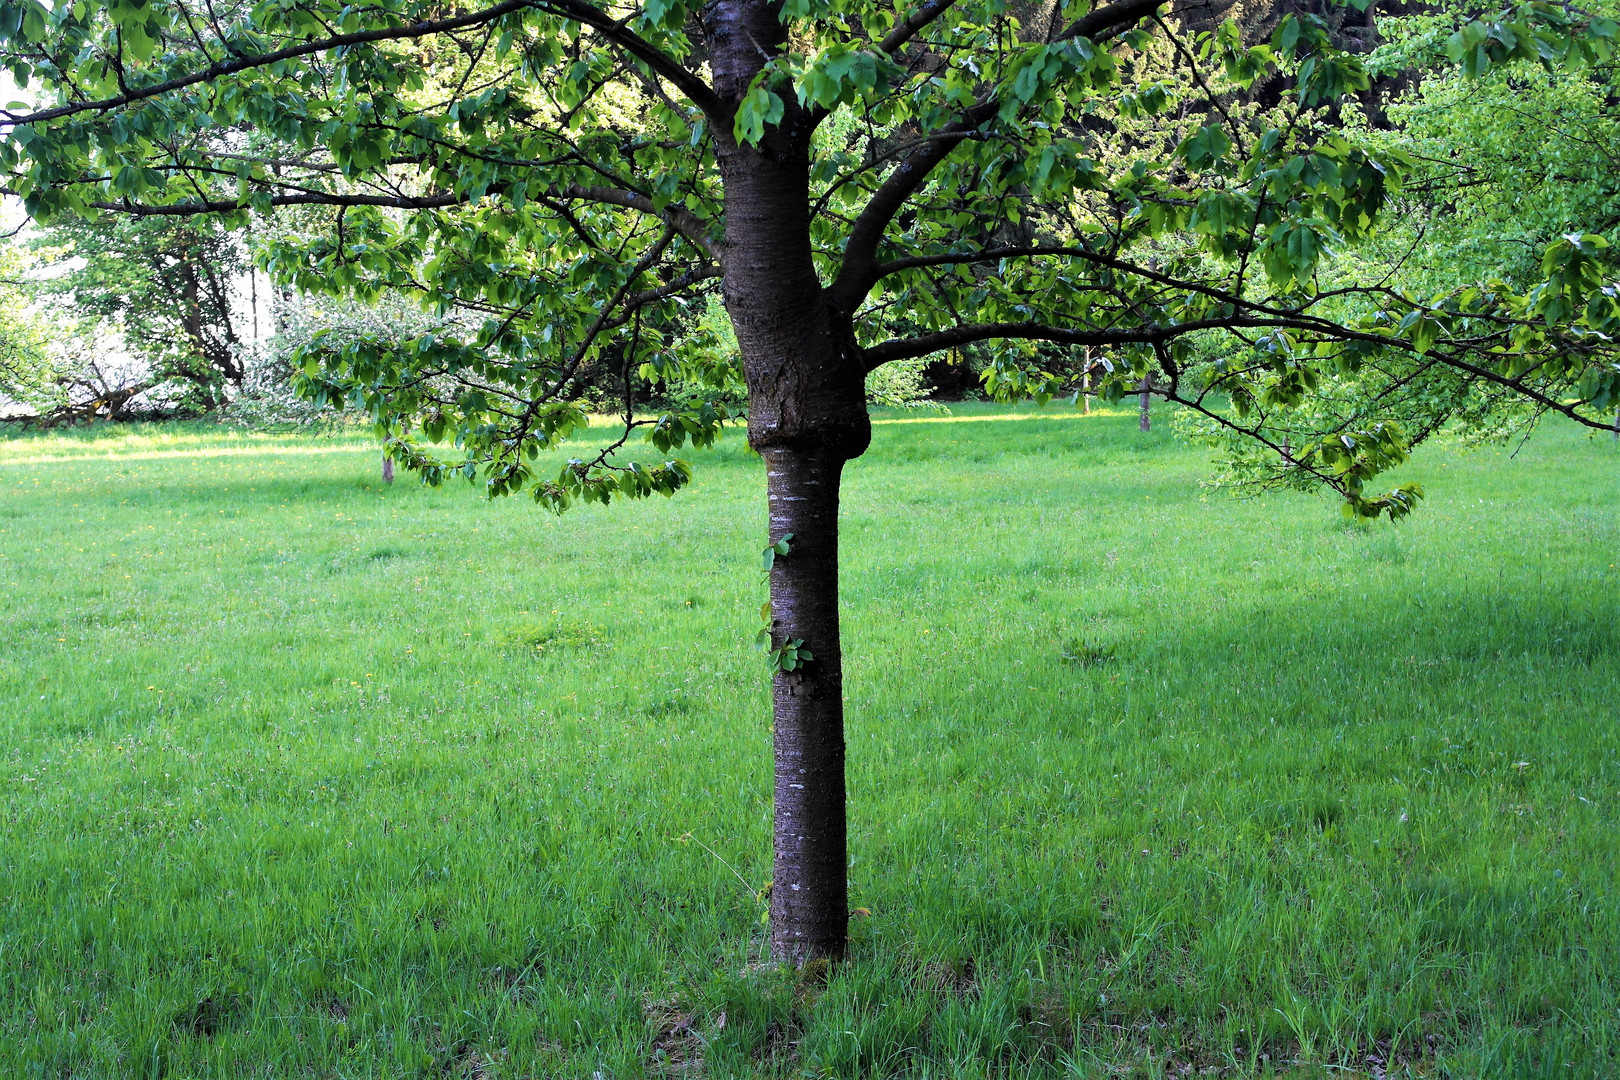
1408, 314, 1440, 356
733, 85, 785, 146
1179, 124, 1231, 170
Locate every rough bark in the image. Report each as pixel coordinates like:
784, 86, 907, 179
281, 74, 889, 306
706, 0, 871, 962
720, 140, 866, 459
763, 446, 851, 961
719, 140, 868, 959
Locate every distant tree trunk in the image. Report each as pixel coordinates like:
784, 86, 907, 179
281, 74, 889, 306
194, 250, 244, 388
1082, 347, 1092, 414
1139, 374, 1151, 431
274, 286, 297, 335
177, 259, 223, 410
1614, 406, 1619, 441
383, 422, 406, 484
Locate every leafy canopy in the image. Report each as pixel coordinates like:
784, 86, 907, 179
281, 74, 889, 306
4, 0, 1619, 514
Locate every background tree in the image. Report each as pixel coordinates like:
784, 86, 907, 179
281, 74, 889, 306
8, 0, 1620, 962
0, 246, 57, 418
1363, 3, 1620, 438
29, 213, 249, 410
1363, 3, 1620, 289
0, 241, 152, 424
1180, 0, 1620, 484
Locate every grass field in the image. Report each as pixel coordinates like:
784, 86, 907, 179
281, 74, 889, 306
1, 405, 1617, 1079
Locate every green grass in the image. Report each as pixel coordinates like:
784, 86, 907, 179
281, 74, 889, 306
1, 404, 1617, 1079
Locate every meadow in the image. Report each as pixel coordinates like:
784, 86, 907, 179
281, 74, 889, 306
1, 405, 1616, 1079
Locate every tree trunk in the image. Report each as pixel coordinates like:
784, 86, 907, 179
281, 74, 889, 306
1139, 374, 1151, 431
719, 141, 867, 963
178, 258, 222, 410
1082, 347, 1092, 414
708, 0, 871, 964
724, 174, 868, 959
763, 446, 850, 961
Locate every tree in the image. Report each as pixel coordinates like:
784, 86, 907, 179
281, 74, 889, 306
0, 244, 50, 412
30, 212, 249, 409
0, 241, 149, 424
7, 0, 1620, 962
1359, 5, 1620, 293
1352, 3, 1620, 444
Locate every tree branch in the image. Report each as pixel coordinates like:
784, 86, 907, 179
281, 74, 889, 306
541, 225, 679, 402
6, 0, 538, 127
562, 184, 722, 261
532, 0, 726, 120
877, 0, 961, 55
861, 317, 1245, 368
1156, 386, 1352, 492
863, 313, 1619, 438
86, 182, 722, 261
872, 244, 1083, 277
90, 193, 470, 214
828, 0, 1166, 315
825, 101, 996, 313
1056, 0, 1166, 43
1425, 347, 1619, 434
